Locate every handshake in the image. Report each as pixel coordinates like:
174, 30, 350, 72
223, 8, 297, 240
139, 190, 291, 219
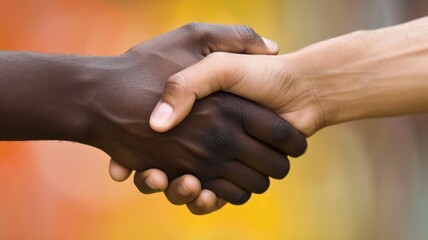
3, 17, 428, 215
99, 23, 309, 214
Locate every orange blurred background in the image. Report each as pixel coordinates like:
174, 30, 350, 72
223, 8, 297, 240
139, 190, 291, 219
1, 0, 428, 239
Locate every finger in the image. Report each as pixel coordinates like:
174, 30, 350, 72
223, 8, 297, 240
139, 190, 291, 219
109, 158, 132, 182
150, 52, 244, 132
235, 135, 290, 179
150, 52, 307, 156
133, 169, 168, 194
241, 104, 308, 157
187, 191, 227, 215
220, 161, 270, 193
150, 23, 279, 131
202, 178, 251, 205
181, 23, 279, 55
164, 175, 202, 205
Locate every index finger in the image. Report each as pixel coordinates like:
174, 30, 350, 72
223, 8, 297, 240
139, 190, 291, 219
178, 23, 279, 55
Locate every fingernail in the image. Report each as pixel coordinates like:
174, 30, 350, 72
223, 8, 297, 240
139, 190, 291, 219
150, 102, 173, 127
262, 37, 279, 52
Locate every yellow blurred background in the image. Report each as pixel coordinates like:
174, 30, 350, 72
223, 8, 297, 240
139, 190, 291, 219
1, 0, 428, 239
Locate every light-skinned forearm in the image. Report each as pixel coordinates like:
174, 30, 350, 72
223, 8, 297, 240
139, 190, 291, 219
293, 16, 428, 130
148, 17, 428, 137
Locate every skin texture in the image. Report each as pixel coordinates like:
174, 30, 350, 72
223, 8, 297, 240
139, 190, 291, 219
150, 16, 428, 136
0, 24, 307, 207
142, 16, 428, 214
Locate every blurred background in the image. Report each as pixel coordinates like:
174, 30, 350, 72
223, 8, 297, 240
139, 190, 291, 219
1, 0, 428, 239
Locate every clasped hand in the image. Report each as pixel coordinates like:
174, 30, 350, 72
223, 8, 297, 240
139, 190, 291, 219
88, 24, 307, 213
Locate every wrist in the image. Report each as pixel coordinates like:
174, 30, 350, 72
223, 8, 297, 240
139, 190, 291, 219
60, 55, 115, 144
0, 52, 104, 142
290, 30, 373, 132
79, 53, 160, 150
300, 23, 428, 130
71, 54, 132, 145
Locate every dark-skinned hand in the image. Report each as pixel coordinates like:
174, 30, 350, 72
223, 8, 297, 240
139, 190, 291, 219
94, 23, 307, 206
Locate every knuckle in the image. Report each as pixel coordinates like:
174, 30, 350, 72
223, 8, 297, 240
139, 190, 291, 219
211, 129, 235, 150
271, 119, 290, 142
234, 25, 258, 42
183, 22, 204, 34
183, 22, 208, 43
216, 93, 242, 116
165, 73, 190, 95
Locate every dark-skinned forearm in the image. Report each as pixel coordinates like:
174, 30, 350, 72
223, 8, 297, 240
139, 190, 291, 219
0, 51, 102, 142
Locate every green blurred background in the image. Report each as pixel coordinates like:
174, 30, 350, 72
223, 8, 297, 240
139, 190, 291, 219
1, 0, 428, 239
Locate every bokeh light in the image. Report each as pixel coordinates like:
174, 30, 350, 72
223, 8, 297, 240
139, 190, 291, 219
1, 0, 428, 239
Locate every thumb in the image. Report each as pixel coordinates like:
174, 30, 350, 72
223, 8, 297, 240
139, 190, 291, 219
150, 52, 250, 132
